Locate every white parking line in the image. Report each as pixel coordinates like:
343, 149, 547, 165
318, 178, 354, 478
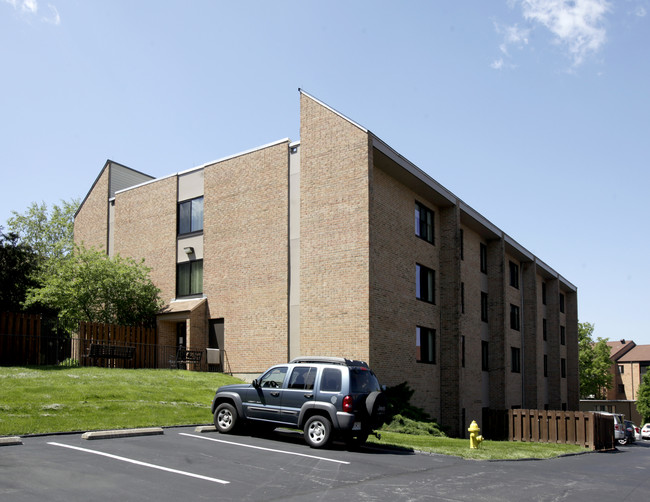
47, 442, 229, 484
179, 433, 351, 465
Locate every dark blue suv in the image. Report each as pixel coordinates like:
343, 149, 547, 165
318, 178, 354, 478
211, 357, 386, 448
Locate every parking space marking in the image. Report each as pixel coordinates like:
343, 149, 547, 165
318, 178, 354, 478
47, 442, 229, 484
179, 433, 351, 465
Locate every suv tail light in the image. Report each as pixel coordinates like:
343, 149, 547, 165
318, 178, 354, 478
342, 395, 353, 413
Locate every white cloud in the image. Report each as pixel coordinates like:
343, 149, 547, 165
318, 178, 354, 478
4, 0, 60, 25
43, 3, 60, 25
520, 0, 611, 66
634, 6, 647, 17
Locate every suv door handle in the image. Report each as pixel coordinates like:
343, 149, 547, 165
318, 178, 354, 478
270, 392, 280, 397
304, 393, 313, 399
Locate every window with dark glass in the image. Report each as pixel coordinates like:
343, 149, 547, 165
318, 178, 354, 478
178, 196, 204, 235
542, 282, 547, 305
416, 264, 435, 304
544, 355, 548, 377
561, 358, 566, 378
482, 341, 489, 371
481, 292, 488, 322
560, 293, 565, 313
480, 243, 487, 274
509, 261, 519, 289
461, 335, 465, 368
511, 347, 521, 373
176, 259, 203, 297
415, 201, 434, 244
461, 282, 465, 314
560, 326, 566, 345
320, 368, 342, 392
510, 304, 520, 331
416, 326, 436, 364
543, 318, 547, 341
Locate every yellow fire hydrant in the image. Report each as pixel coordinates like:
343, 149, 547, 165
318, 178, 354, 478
468, 420, 484, 449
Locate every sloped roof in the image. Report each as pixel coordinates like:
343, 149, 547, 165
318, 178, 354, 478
158, 298, 206, 316
607, 340, 636, 360
618, 344, 650, 363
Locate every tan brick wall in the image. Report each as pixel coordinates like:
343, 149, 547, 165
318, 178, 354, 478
369, 163, 441, 419
74, 165, 109, 250
459, 225, 487, 430
299, 93, 372, 361
202, 141, 289, 376
112, 176, 178, 305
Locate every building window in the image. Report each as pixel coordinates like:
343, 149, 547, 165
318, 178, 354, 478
509, 261, 519, 289
618, 384, 625, 394
415, 201, 434, 244
480, 292, 488, 322
178, 196, 204, 235
511, 347, 521, 373
480, 243, 487, 274
459, 229, 464, 260
544, 355, 548, 377
560, 326, 566, 345
561, 358, 566, 378
482, 341, 489, 371
560, 293, 565, 313
542, 282, 547, 305
543, 318, 547, 341
510, 304, 520, 331
416, 264, 435, 304
177, 259, 203, 297
416, 326, 436, 364
618, 365, 624, 374
461, 282, 465, 314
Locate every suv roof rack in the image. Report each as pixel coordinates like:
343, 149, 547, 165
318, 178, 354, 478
289, 356, 369, 368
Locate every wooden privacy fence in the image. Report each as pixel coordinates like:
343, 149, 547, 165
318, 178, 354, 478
508, 409, 614, 451
0, 312, 50, 365
76, 322, 157, 369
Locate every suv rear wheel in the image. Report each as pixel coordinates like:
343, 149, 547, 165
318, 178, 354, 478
214, 402, 238, 433
304, 415, 332, 448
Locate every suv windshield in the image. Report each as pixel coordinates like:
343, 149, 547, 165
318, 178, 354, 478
350, 367, 381, 393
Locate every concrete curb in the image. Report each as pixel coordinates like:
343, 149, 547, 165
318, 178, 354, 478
81, 427, 164, 440
0, 436, 23, 447
195, 425, 216, 433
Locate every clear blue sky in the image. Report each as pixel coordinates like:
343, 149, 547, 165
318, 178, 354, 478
2, 1, 649, 344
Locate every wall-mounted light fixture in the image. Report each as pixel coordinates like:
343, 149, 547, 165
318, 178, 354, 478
184, 247, 194, 255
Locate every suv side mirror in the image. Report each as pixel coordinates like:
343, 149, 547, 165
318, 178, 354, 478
252, 378, 260, 388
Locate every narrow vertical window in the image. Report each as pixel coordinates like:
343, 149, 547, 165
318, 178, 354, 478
176, 260, 203, 297
416, 326, 436, 364
560, 293, 565, 313
542, 282, 547, 305
509, 261, 519, 289
544, 354, 548, 377
543, 318, 547, 341
560, 326, 566, 345
510, 304, 520, 331
480, 243, 488, 274
461, 282, 465, 314
459, 229, 464, 260
178, 196, 204, 235
481, 292, 488, 322
561, 358, 566, 378
511, 347, 521, 373
415, 201, 434, 244
416, 264, 435, 304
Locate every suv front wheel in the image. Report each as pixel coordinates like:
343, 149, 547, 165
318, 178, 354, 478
304, 415, 332, 448
214, 402, 239, 433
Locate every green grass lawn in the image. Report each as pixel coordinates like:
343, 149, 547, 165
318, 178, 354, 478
0, 366, 589, 460
0, 366, 238, 436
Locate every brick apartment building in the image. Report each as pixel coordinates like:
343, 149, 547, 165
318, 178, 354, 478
74, 90, 579, 435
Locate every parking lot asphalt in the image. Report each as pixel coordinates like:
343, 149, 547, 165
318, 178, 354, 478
1, 427, 649, 501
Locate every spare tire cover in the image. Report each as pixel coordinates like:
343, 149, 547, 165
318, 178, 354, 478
365, 391, 387, 427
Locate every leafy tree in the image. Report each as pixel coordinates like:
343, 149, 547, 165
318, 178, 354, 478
6, 199, 79, 267
0, 227, 39, 312
636, 371, 650, 423
578, 322, 612, 399
25, 246, 163, 334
